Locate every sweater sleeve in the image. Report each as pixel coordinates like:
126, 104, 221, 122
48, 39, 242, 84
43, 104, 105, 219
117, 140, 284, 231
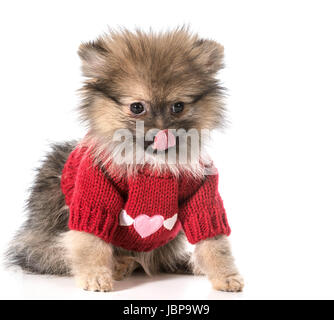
64, 152, 125, 242
178, 173, 231, 244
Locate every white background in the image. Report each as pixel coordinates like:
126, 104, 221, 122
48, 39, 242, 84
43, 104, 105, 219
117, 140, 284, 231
1, 0, 333, 300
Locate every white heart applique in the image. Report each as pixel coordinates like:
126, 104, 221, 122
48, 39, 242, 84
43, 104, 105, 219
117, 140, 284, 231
119, 210, 134, 226
163, 213, 178, 230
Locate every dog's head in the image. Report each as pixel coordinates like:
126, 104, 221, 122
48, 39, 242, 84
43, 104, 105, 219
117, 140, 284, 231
79, 28, 225, 171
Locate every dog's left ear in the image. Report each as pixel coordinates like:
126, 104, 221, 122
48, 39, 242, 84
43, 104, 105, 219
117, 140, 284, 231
192, 39, 224, 74
78, 39, 109, 79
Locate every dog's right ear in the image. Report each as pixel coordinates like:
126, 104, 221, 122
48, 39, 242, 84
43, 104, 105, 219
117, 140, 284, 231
78, 40, 109, 79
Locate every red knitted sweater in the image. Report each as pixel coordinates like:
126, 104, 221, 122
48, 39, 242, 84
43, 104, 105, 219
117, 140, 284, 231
61, 146, 230, 252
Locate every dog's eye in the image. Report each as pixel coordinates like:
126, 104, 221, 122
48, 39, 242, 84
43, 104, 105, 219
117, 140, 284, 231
130, 102, 145, 115
171, 102, 184, 114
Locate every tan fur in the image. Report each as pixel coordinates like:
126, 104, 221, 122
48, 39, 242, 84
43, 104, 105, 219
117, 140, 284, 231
112, 256, 139, 281
192, 235, 244, 292
61, 230, 114, 291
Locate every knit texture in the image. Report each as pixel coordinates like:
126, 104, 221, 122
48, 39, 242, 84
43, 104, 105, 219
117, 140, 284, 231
61, 146, 231, 252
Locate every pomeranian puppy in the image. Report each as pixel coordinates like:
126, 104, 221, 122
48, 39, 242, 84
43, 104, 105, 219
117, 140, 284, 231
7, 28, 243, 292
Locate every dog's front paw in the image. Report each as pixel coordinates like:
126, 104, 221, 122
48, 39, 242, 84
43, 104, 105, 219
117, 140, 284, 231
210, 274, 244, 292
75, 268, 114, 292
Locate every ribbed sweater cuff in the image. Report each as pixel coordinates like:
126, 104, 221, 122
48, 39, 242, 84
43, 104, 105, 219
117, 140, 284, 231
68, 195, 124, 243
180, 195, 231, 244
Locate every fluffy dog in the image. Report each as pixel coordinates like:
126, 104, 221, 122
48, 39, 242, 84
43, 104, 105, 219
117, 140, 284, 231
7, 28, 244, 292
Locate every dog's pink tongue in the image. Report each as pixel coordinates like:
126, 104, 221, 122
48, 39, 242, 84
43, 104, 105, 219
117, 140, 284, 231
153, 130, 176, 151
